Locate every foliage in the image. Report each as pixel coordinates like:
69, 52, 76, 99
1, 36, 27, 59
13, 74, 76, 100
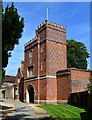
89, 74, 92, 83
2, 2, 24, 83
2, 2, 24, 68
88, 84, 92, 94
2, 70, 5, 84
67, 39, 89, 70
88, 74, 92, 94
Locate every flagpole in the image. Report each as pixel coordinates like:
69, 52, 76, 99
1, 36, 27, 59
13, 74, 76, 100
46, 7, 48, 20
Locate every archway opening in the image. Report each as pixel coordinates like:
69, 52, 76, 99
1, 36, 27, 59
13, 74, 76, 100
2, 90, 5, 98
28, 85, 34, 103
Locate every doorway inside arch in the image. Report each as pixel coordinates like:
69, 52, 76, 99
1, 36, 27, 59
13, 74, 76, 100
28, 85, 34, 103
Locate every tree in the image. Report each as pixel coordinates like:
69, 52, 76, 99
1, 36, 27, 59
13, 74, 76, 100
2, 2, 24, 82
2, 2, 24, 68
88, 74, 92, 94
67, 39, 89, 70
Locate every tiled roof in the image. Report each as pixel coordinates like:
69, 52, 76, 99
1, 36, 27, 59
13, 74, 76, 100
5, 75, 16, 83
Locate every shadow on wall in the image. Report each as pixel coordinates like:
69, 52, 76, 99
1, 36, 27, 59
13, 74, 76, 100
68, 91, 92, 110
68, 91, 92, 120
80, 111, 92, 120
68, 91, 88, 108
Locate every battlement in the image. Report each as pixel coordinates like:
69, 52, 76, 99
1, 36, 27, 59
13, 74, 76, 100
25, 20, 66, 47
24, 37, 37, 47
37, 20, 66, 30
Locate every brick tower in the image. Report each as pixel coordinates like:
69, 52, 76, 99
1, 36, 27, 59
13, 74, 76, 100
36, 20, 67, 75
24, 20, 67, 104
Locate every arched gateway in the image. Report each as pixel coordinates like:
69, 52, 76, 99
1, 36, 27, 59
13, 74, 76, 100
26, 85, 34, 103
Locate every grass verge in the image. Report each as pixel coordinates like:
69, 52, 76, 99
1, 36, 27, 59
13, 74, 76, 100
38, 104, 92, 120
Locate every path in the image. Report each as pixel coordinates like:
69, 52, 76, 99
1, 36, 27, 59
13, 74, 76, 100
0, 99, 50, 120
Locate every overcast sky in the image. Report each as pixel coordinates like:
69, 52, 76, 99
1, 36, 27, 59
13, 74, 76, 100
3, 2, 90, 76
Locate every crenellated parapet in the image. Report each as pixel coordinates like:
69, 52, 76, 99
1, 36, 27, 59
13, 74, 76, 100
37, 20, 66, 30
25, 20, 66, 48
24, 36, 37, 47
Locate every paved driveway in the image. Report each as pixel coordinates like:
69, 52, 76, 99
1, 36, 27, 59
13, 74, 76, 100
0, 99, 50, 120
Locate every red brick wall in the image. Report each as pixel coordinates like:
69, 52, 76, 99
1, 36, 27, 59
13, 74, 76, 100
46, 40, 67, 74
46, 78, 57, 101
71, 69, 91, 92
38, 78, 47, 100
46, 27, 66, 43
15, 66, 25, 101
57, 72, 71, 101
40, 42, 46, 75
38, 28, 46, 41
24, 42, 38, 78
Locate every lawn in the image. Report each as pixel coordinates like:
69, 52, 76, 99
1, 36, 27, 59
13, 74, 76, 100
38, 104, 92, 120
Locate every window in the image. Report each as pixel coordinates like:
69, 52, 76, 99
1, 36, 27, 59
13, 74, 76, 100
29, 49, 33, 64
29, 49, 33, 58
27, 66, 34, 77
41, 46, 44, 53
41, 62, 44, 71
29, 58, 32, 64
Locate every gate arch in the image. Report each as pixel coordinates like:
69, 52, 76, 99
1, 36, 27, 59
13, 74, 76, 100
26, 85, 35, 103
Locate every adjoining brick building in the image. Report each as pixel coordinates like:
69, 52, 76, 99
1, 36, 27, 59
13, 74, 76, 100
14, 61, 24, 101
16, 20, 92, 104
